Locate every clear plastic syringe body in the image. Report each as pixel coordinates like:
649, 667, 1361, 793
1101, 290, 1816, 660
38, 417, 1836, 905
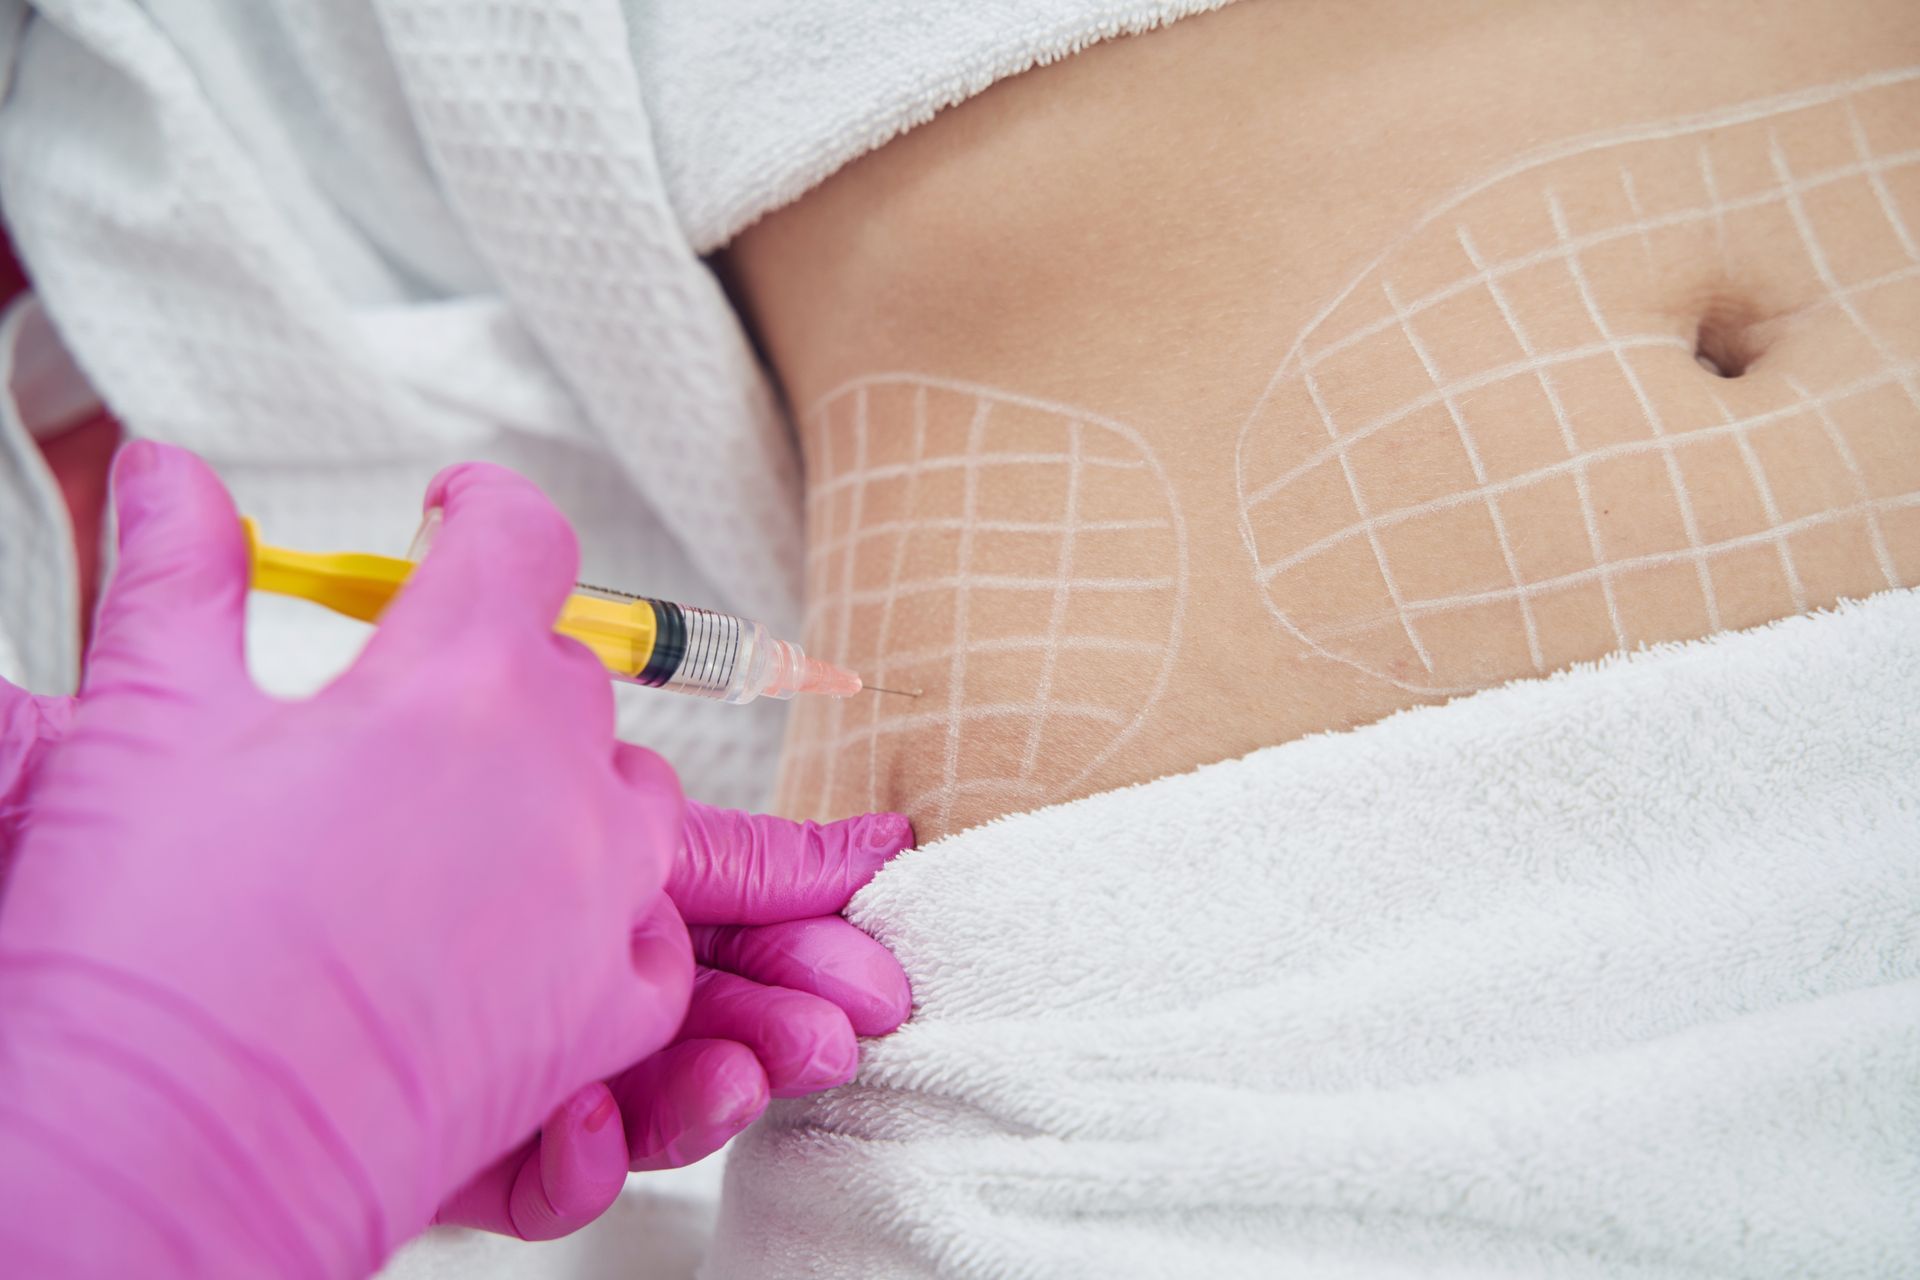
562, 587, 860, 704
607, 596, 860, 705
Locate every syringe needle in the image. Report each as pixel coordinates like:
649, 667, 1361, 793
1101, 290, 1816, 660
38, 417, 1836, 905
862, 682, 923, 698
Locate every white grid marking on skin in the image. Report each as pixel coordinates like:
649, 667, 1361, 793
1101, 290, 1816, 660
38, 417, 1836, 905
864, 633, 1163, 672
1256, 364, 1916, 583
1021, 420, 1082, 780
1239, 67, 1920, 429
1246, 333, 1694, 512
810, 395, 840, 640
1296, 146, 1920, 376
820, 385, 868, 807
793, 374, 1190, 829
1771, 134, 1920, 418
1459, 224, 1628, 648
933, 401, 992, 833
1712, 389, 1809, 612
1237, 70, 1920, 694
864, 384, 928, 809
1620, 166, 1655, 267
808, 452, 1145, 507
1698, 145, 1732, 271
1227, 247, 1915, 509
1305, 362, 1434, 671
810, 517, 1167, 565
833, 574, 1177, 609
1782, 373, 1902, 590
825, 702, 1139, 760
1312, 491, 1920, 643
1384, 278, 1544, 670
1847, 100, 1920, 262
1547, 188, 1723, 631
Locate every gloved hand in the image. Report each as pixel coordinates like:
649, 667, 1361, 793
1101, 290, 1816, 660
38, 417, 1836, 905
0, 444, 909, 1277
433, 801, 915, 1241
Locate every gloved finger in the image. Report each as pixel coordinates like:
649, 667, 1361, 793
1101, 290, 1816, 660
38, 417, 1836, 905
432, 1082, 627, 1240
610, 742, 686, 909
84, 441, 249, 696
677, 968, 859, 1098
691, 918, 911, 1037
0, 686, 74, 860
607, 1038, 768, 1172
671, 803, 913, 926
362, 462, 579, 668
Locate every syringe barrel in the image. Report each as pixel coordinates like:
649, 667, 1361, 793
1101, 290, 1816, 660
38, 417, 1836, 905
634, 602, 802, 704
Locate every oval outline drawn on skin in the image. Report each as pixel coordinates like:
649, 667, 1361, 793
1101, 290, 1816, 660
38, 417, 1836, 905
783, 373, 1190, 838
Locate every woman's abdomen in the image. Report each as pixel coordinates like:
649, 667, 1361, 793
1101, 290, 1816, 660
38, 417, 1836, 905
730, 0, 1920, 839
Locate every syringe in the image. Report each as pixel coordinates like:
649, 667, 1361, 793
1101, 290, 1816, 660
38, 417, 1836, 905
561, 580, 858, 703
241, 518, 903, 705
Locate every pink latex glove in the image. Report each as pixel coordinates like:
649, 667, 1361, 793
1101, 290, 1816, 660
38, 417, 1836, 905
433, 802, 915, 1240
4, 709, 915, 1249
0, 444, 909, 1276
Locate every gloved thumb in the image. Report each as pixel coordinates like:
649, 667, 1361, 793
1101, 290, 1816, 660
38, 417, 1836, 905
83, 441, 250, 697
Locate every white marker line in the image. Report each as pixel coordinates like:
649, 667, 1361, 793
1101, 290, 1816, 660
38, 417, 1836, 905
1460, 224, 1627, 649
1297, 147, 1920, 375
1710, 389, 1809, 611
807, 450, 1143, 505
836, 573, 1176, 609
1697, 144, 1732, 272
1781, 374, 1902, 590
803, 700, 1137, 760
802, 393, 840, 631
1549, 189, 1722, 632
859, 633, 1163, 673
1620, 166, 1655, 267
1385, 278, 1543, 670
1315, 493, 1920, 640
1765, 262, 1920, 338
1299, 363, 1433, 672
935, 401, 991, 833
863, 383, 930, 810
821, 385, 868, 805
1257, 364, 1914, 581
1022, 420, 1081, 780
809, 516, 1167, 565
1846, 99, 1920, 262
1772, 133, 1920, 417
1246, 333, 1693, 512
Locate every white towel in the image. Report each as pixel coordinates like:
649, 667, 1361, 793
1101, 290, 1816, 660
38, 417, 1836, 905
710, 588, 1920, 1279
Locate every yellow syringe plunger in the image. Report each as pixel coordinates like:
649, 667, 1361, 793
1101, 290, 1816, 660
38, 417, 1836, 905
240, 518, 862, 704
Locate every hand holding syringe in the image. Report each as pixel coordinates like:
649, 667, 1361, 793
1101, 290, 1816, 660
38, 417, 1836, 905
243, 514, 920, 703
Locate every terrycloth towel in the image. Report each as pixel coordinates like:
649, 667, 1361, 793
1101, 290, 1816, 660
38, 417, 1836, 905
710, 588, 1920, 1279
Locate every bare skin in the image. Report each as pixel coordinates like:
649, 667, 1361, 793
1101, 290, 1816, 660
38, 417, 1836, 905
728, 0, 1920, 840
